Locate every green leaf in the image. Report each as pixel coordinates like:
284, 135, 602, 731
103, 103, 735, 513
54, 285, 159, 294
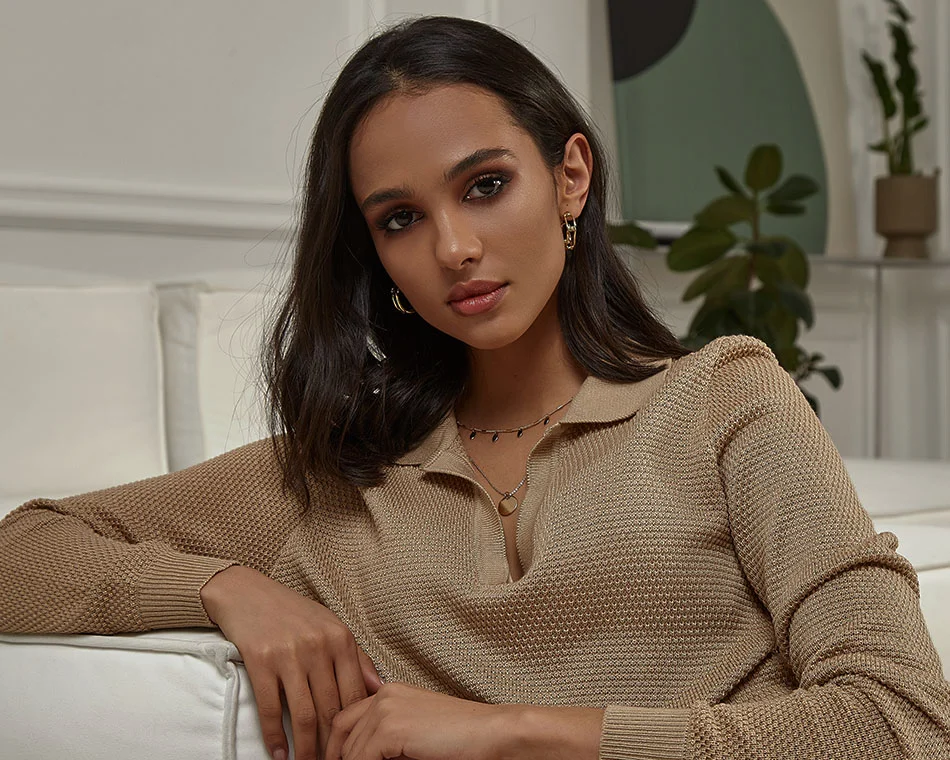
767, 175, 819, 204
752, 253, 784, 286
910, 116, 929, 135
884, 0, 912, 23
776, 344, 801, 373
608, 223, 658, 249
680, 333, 712, 351
667, 227, 737, 272
868, 141, 892, 153
695, 195, 757, 227
715, 166, 746, 196
744, 144, 782, 191
861, 51, 898, 120
728, 290, 757, 329
799, 387, 820, 417
891, 23, 922, 122
766, 202, 806, 216
681, 256, 748, 302
766, 307, 798, 349
747, 239, 788, 258
687, 300, 730, 338
816, 366, 842, 389
776, 282, 814, 328
720, 288, 778, 342
775, 238, 809, 288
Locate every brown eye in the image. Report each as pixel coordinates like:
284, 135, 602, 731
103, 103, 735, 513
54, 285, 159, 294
382, 210, 420, 233
466, 174, 510, 200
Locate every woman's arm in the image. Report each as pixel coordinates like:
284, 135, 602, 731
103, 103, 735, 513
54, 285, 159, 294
589, 338, 950, 759
0, 436, 391, 760
0, 437, 301, 633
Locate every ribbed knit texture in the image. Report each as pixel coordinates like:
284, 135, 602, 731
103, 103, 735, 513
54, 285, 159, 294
1, 335, 948, 759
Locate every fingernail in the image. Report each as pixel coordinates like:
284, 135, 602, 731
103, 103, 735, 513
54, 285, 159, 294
272, 749, 287, 760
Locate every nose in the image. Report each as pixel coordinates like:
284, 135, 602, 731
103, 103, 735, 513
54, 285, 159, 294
433, 208, 482, 270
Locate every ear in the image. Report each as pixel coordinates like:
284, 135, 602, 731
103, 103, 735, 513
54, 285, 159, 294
556, 133, 594, 218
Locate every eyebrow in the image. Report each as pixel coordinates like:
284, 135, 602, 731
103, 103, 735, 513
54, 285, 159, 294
359, 147, 516, 214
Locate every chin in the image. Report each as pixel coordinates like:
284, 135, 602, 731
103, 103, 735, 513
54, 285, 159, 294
446, 319, 533, 352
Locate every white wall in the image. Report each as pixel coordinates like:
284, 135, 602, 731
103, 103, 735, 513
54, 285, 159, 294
0, 0, 590, 286
0, 0, 946, 460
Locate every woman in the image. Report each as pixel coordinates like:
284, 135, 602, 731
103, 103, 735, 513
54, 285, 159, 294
1, 15, 948, 760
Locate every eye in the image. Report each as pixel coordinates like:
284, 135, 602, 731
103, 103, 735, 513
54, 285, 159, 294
379, 209, 421, 233
465, 174, 510, 200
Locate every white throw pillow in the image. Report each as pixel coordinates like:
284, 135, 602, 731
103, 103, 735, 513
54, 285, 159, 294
0, 285, 167, 516
158, 284, 274, 472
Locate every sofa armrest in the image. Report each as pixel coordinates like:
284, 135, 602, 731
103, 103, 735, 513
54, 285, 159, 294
0, 629, 289, 759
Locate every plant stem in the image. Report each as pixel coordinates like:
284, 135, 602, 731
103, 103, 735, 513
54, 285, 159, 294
883, 106, 896, 174
749, 192, 759, 289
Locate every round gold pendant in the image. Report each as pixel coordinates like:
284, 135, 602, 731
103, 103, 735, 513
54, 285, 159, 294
497, 495, 519, 516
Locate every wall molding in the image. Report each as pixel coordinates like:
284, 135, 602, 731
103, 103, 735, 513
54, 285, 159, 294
937, 0, 949, 257
937, 312, 950, 458
0, 176, 296, 240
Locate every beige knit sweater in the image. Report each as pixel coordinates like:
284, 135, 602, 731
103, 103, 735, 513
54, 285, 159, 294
1, 335, 948, 759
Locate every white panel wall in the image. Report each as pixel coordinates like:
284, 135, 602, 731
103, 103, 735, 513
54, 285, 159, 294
0, 1, 348, 195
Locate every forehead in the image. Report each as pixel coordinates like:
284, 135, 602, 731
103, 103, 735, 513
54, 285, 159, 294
348, 84, 535, 198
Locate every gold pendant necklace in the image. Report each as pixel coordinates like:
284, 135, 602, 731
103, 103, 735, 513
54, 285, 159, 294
463, 453, 526, 515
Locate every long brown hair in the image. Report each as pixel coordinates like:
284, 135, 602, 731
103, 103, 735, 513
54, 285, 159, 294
264, 16, 689, 507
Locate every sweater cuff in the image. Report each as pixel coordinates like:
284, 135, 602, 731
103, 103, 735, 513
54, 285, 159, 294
599, 705, 691, 760
136, 549, 237, 629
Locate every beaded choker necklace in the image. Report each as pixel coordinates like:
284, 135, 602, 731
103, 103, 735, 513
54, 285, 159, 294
455, 397, 575, 443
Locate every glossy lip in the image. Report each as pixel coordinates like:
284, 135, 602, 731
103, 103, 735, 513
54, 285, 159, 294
448, 283, 508, 317
447, 279, 506, 303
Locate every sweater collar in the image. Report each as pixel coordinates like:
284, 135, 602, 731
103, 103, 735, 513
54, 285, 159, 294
394, 358, 673, 469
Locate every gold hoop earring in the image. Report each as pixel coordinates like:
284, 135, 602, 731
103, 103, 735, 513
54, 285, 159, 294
390, 287, 415, 315
561, 211, 577, 251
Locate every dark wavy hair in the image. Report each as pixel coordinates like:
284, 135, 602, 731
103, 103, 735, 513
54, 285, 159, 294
264, 15, 689, 507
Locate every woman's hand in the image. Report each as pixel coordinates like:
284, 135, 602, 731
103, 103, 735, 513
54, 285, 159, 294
324, 683, 512, 760
325, 684, 606, 760
200, 565, 383, 760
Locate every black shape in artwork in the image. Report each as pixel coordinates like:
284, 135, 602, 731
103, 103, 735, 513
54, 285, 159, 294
607, 0, 697, 81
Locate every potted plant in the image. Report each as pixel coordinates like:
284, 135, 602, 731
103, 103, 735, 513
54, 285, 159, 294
861, 0, 937, 258
610, 144, 841, 415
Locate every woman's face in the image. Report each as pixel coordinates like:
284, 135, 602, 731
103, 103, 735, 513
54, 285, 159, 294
348, 84, 591, 351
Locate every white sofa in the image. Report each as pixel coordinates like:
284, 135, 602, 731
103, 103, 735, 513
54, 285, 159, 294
1, 282, 949, 758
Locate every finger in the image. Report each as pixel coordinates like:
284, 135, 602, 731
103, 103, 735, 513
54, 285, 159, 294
308, 658, 343, 760
244, 664, 290, 760
282, 672, 320, 760
326, 697, 373, 760
357, 647, 383, 693
342, 714, 375, 760
335, 643, 369, 708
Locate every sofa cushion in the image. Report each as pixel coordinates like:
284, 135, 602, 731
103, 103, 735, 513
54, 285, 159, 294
842, 457, 950, 519
0, 285, 167, 517
0, 629, 286, 760
158, 284, 273, 472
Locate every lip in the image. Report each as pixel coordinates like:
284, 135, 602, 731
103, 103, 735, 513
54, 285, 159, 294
447, 282, 508, 316
447, 279, 506, 303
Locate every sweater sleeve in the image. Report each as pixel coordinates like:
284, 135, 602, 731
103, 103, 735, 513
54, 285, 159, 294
0, 437, 305, 634
599, 336, 950, 760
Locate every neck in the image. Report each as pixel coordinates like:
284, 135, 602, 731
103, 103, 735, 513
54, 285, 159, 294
455, 298, 587, 429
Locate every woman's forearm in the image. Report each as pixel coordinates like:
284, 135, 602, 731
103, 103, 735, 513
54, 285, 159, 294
499, 703, 604, 760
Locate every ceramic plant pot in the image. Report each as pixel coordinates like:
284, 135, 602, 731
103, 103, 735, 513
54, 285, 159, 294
875, 174, 939, 259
